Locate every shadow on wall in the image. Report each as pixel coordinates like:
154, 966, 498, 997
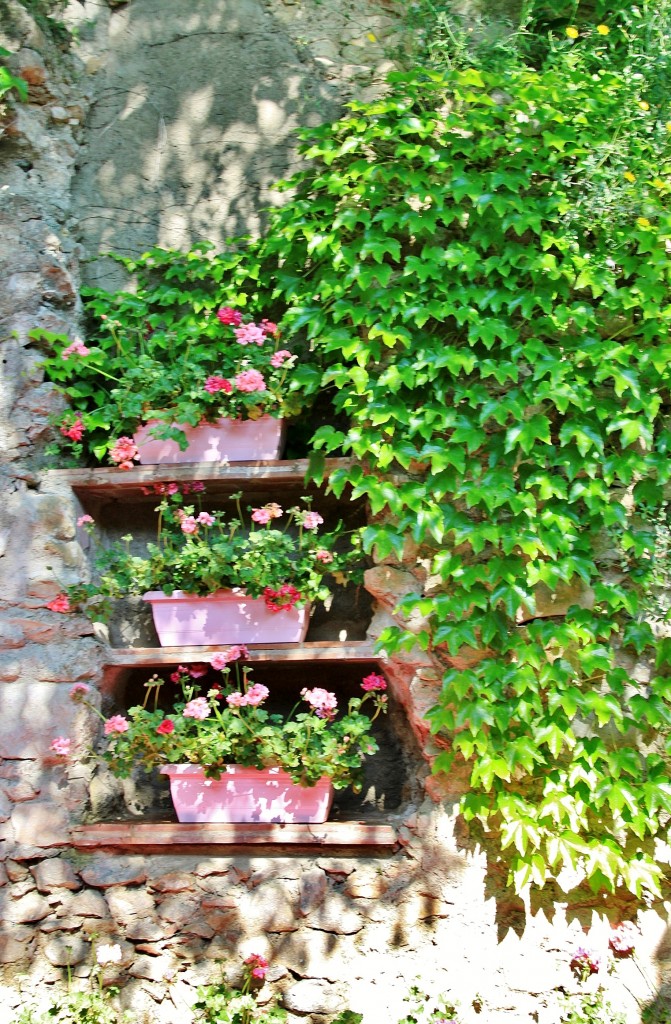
74, 0, 343, 290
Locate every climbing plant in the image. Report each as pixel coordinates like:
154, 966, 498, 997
243, 1, 671, 896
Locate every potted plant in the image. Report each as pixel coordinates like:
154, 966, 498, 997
62, 657, 389, 823
67, 487, 356, 645
35, 295, 320, 467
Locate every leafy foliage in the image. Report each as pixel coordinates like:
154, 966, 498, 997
228, 1, 671, 897
35, 245, 321, 465
70, 488, 352, 617
93, 664, 387, 792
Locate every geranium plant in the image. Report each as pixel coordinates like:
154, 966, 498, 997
65, 486, 356, 620
34, 283, 319, 467
64, 656, 388, 789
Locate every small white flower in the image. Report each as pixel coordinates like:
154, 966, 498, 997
96, 942, 122, 966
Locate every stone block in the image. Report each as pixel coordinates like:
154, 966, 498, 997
31, 857, 81, 892
5, 891, 50, 923
105, 886, 155, 923
149, 872, 195, 893
157, 894, 199, 926
305, 895, 363, 935
0, 679, 91, 758
79, 857, 147, 888
282, 979, 345, 1016
58, 889, 108, 918
238, 884, 298, 934
299, 868, 327, 916
43, 935, 89, 966
125, 917, 177, 942
0, 926, 33, 964
128, 953, 177, 983
9, 802, 70, 850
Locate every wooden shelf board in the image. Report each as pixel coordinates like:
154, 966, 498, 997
44, 459, 353, 504
103, 641, 378, 668
71, 820, 398, 854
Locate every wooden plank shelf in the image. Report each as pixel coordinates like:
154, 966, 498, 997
104, 641, 378, 667
71, 820, 399, 854
44, 458, 353, 505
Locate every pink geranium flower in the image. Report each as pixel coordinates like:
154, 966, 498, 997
245, 683, 270, 706
570, 947, 601, 976
234, 369, 267, 392
183, 698, 210, 720
46, 594, 71, 613
315, 548, 333, 563
263, 584, 302, 613
109, 436, 139, 469
179, 515, 199, 535
77, 514, 94, 527
226, 692, 246, 707
197, 512, 215, 526
69, 683, 91, 702
170, 666, 189, 683
216, 306, 242, 326
244, 953, 269, 980
50, 736, 71, 758
270, 349, 292, 367
301, 687, 338, 720
361, 673, 387, 692
188, 663, 209, 679
61, 338, 91, 360
302, 511, 324, 531
251, 503, 283, 524
211, 645, 248, 670
260, 320, 279, 337
204, 376, 233, 394
234, 323, 266, 346
104, 715, 130, 735
609, 923, 638, 956
60, 415, 85, 442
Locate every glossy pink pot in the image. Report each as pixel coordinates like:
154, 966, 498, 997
160, 765, 334, 823
142, 589, 311, 646
133, 415, 285, 464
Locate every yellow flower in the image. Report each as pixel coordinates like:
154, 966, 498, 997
367, 32, 377, 42
652, 178, 666, 188
596, 24, 610, 34
637, 217, 651, 227
566, 26, 579, 38
639, 100, 650, 110
624, 171, 637, 183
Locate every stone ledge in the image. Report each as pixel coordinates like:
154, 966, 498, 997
71, 820, 399, 855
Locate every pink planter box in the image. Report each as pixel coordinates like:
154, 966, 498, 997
133, 415, 285, 464
143, 589, 311, 646
160, 764, 334, 823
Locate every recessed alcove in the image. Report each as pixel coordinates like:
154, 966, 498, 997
95, 655, 405, 821
50, 458, 374, 647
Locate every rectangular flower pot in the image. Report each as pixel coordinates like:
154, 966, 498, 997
133, 415, 285, 464
142, 589, 311, 646
160, 764, 334, 823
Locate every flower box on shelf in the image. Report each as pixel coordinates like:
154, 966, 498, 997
143, 589, 311, 646
133, 415, 286, 465
160, 764, 334, 823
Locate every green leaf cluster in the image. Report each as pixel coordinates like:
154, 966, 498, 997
35, 244, 321, 465
229, 3, 671, 897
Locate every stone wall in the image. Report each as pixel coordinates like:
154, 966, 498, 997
1, 1, 671, 1022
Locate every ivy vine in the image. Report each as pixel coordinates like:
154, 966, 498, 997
245, 2, 671, 897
